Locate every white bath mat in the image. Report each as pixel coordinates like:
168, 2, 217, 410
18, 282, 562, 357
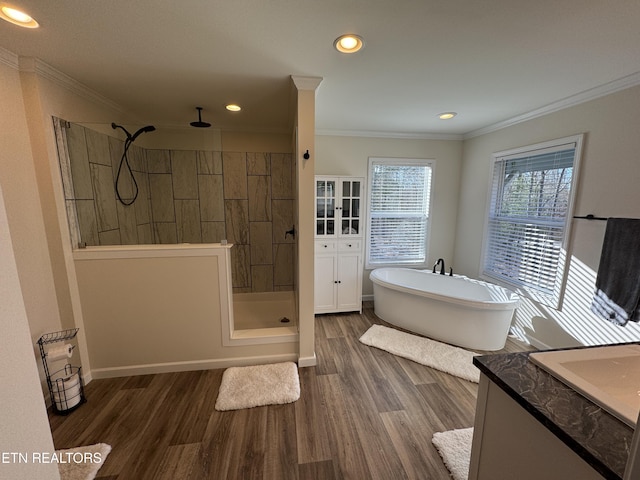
432, 427, 473, 480
215, 361, 300, 411
359, 324, 480, 383
57, 443, 111, 480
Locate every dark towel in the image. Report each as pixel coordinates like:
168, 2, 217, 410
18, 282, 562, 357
591, 218, 640, 326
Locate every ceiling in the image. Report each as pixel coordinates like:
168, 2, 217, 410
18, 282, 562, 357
1, 0, 640, 137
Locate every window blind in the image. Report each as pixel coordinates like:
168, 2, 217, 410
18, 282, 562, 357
367, 161, 432, 266
483, 140, 581, 306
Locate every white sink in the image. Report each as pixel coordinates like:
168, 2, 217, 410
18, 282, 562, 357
530, 344, 640, 427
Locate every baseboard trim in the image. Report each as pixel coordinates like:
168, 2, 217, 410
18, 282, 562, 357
90, 353, 299, 379
298, 353, 317, 368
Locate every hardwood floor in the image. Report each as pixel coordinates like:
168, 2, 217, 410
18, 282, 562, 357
49, 303, 533, 479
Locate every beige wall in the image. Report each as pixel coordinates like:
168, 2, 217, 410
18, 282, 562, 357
0, 179, 60, 479
74, 247, 296, 375
316, 134, 463, 295
457, 85, 640, 348
0, 54, 72, 394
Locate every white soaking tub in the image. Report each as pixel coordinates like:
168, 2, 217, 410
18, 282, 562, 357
370, 268, 519, 351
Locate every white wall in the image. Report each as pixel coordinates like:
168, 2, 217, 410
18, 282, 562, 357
457, 85, 640, 348
316, 134, 463, 295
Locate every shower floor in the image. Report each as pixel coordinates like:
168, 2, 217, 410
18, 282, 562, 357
233, 291, 297, 330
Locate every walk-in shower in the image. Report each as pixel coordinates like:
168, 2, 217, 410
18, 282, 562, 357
53, 118, 298, 340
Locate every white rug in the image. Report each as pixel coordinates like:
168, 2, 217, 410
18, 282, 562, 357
432, 427, 473, 480
215, 361, 300, 411
57, 443, 111, 480
359, 324, 480, 383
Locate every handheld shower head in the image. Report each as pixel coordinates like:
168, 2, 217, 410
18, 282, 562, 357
130, 125, 156, 142
111, 123, 155, 142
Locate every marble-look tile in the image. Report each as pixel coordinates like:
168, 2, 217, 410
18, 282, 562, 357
222, 152, 247, 199
128, 144, 146, 172
175, 200, 202, 243
137, 223, 154, 245
90, 163, 119, 232
231, 244, 251, 288
66, 125, 93, 200
250, 222, 273, 265
271, 153, 294, 199
171, 150, 198, 199
133, 171, 151, 224
153, 223, 178, 244
85, 127, 111, 166
98, 229, 121, 245
149, 174, 175, 222
248, 176, 272, 221
147, 150, 172, 173
198, 151, 222, 174
198, 175, 224, 221
75, 199, 99, 246
251, 265, 274, 292
117, 202, 138, 245
201, 221, 226, 243
247, 152, 270, 175
224, 200, 249, 244
272, 199, 295, 243
273, 243, 294, 286
109, 137, 136, 201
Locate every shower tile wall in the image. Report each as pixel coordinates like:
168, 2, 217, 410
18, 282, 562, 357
62, 123, 294, 293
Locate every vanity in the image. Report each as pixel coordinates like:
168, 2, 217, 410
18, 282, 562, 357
469, 346, 638, 480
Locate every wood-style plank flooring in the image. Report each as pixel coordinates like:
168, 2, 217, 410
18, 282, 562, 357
49, 303, 533, 479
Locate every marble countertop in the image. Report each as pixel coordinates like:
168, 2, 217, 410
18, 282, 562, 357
474, 350, 634, 480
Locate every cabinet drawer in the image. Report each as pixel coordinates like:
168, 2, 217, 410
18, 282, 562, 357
338, 239, 361, 252
315, 240, 337, 253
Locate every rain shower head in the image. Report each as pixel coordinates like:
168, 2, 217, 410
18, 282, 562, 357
190, 107, 211, 128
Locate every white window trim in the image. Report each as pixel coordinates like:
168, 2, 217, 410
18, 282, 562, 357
480, 134, 584, 309
365, 157, 435, 269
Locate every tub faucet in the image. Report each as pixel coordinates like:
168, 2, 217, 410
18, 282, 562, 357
433, 258, 445, 275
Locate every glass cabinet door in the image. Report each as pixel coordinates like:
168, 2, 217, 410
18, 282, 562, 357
340, 179, 361, 235
316, 180, 336, 236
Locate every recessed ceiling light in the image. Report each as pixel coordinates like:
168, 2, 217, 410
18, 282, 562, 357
0, 3, 39, 28
226, 104, 241, 112
334, 34, 364, 54
438, 112, 457, 120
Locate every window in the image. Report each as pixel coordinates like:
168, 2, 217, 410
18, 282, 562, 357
482, 135, 583, 307
366, 158, 433, 268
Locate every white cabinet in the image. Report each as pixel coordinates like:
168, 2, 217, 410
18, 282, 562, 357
314, 176, 364, 314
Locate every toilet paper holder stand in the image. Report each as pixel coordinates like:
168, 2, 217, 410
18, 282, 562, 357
37, 328, 86, 415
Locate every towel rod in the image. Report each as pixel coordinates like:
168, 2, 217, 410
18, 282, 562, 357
573, 214, 607, 221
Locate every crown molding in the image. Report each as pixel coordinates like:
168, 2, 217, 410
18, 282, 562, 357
291, 75, 323, 91
464, 71, 640, 139
316, 128, 463, 141
0, 47, 19, 69
18, 57, 127, 114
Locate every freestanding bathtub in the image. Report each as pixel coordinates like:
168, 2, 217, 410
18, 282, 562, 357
370, 268, 519, 351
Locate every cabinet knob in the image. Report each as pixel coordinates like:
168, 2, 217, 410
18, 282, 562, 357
348, 244, 352, 247
338, 280, 342, 283
334, 280, 338, 284
323, 244, 328, 248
